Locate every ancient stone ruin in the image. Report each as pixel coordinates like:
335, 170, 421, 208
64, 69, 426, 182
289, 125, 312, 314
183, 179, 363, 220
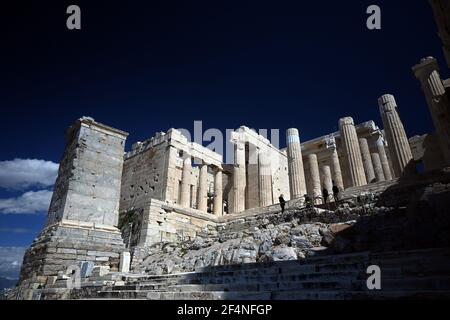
6, 0, 450, 300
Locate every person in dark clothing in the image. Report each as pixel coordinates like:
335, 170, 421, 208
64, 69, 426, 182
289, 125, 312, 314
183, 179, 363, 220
279, 194, 286, 213
304, 194, 311, 208
322, 188, 329, 204
332, 180, 340, 202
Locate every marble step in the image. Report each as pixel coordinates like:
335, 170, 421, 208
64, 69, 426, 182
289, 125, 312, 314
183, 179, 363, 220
97, 289, 450, 300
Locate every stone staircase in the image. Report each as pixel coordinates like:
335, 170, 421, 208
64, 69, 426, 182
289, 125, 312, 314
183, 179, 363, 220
74, 247, 450, 300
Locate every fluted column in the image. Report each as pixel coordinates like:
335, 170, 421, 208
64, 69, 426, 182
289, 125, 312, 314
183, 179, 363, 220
258, 151, 273, 207
378, 94, 414, 176
180, 156, 192, 208
331, 149, 344, 191
339, 117, 367, 187
213, 169, 223, 216
307, 154, 321, 204
196, 163, 208, 212
359, 138, 376, 183
371, 153, 385, 182
286, 128, 307, 200
376, 138, 393, 180
413, 57, 450, 165
321, 165, 333, 196
232, 142, 246, 213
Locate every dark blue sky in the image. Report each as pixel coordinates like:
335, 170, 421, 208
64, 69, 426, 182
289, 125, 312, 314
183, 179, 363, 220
1, 0, 448, 248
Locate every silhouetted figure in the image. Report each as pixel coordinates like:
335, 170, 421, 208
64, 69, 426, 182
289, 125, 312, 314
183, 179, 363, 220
279, 194, 286, 213
304, 194, 312, 208
332, 181, 340, 203
322, 188, 329, 204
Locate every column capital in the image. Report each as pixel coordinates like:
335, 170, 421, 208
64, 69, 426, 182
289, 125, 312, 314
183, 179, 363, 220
378, 94, 397, 113
339, 117, 355, 127
412, 56, 439, 76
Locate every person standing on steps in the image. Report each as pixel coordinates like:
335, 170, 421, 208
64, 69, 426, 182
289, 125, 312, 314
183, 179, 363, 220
304, 194, 311, 208
332, 180, 340, 203
322, 188, 329, 204
279, 194, 286, 213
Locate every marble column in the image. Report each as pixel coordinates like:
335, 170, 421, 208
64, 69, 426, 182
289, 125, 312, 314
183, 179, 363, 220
196, 163, 208, 212
180, 156, 191, 208
307, 154, 322, 204
213, 169, 223, 216
331, 149, 344, 191
376, 138, 393, 180
339, 117, 367, 187
378, 94, 414, 176
321, 165, 333, 198
232, 142, 246, 213
359, 138, 376, 183
371, 153, 385, 182
258, 151, 273, 207
286, 128, 307, 200
413, 57, 450, 165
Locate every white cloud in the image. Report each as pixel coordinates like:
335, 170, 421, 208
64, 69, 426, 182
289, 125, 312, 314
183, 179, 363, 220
0, 227, 35, 234
0, 247, 26, 279
0, 190, 53, 214
0, 158, 58, 190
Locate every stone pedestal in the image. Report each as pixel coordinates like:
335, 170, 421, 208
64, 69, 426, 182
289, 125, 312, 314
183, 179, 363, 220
119, 251, 131, 273
339, 117, 367, 187
307, 154, 322, 204
213, 169, 223, 216
371, 153, 385, 182
258, 151, 273, 207
359, 138, 376, 183
180, 157, 192, 208
413, 57, 450, 166
197, 163, 208, 212
286, 128, 307, 200
16, 117, 129, 297
378, 94, 415, 176
232, 142, 246, 213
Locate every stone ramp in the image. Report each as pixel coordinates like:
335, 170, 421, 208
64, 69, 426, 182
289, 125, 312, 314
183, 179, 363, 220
75, 247, 450, 300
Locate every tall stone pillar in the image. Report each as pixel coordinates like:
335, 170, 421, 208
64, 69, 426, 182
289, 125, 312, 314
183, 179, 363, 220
331, 149, 344, 191
413, 57, 450, 165
17, 117, 129, 295
339, 117, 367, 187
213, 169, 223, 216
307, 154, 322, 204
371, 153, 385, 182
232, 142, 246, 213
197, 163, 208, 212
180, 156, 192, 208
321, 165, 333, 195
258, 151, 273, 207
359, 138, 376, 183
286, 128, 307, 200
376, 138, 393, 180
378, 94, 415, 176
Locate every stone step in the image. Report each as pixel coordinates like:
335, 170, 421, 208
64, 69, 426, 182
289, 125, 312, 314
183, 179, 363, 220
97, 289, 450, 300
271, 290, 450, 300
162, 275, 450, 293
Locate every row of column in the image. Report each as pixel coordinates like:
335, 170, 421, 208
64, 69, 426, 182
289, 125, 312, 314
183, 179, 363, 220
339, 98, 413, 187
231, 143, 275, 213
179, 156, 223, 216
286, 129, 345, 203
